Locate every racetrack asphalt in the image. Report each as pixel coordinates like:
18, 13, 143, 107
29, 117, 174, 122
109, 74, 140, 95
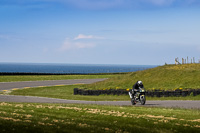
0, 78, 107, 91
0, 78, 200, 109
0, 95, 199, 109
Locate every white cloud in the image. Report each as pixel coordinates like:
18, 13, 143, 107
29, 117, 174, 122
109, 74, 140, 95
74, 34, 93, 40
75, 42, 95, 49
59, 37, 96, 51
59, 38, 72, 51
74, 34, 104, 40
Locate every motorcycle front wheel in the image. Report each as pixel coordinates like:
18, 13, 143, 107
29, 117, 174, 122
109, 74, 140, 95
140, 95, 146, 105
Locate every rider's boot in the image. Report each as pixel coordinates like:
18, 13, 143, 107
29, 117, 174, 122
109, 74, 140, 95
129, 92, 133, 99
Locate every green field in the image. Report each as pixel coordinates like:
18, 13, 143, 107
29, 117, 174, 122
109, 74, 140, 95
86, 64, 200, 90
0, 102, 200, 133
0, 74, 119, 82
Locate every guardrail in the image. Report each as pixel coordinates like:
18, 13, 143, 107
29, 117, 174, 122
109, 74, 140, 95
74, 88, 200, 97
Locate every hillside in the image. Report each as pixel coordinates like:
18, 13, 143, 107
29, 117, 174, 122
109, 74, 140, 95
86, 64, 200, 90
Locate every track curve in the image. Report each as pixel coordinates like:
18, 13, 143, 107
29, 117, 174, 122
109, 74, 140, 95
0, 79, 199, 109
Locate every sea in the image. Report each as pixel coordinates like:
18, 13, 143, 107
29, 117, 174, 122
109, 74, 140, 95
0, 63, 157, 74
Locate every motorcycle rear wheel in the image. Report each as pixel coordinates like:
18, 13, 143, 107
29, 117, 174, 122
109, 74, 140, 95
131, 98, 136, 105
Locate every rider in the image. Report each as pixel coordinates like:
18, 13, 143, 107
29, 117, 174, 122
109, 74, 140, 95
129, 81, 144, 99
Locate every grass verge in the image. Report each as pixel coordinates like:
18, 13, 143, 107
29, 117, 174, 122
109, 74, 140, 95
8, 85, 129, 101
7, 85, 200, 101
0, 102, 199, 133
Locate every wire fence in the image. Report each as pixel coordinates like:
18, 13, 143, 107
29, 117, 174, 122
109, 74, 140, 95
175, 57, 200, 64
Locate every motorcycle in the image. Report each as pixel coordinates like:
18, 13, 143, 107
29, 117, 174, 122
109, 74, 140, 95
129, 87, 146, 105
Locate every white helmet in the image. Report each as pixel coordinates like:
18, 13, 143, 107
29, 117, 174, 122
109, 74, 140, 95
138, 81, 142, 85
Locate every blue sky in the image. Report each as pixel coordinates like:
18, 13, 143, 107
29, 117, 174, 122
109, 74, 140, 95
0, 0, 200, 65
